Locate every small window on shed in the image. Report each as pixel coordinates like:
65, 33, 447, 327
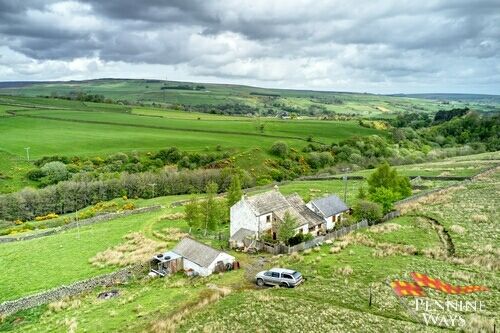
266, 215, 271, 223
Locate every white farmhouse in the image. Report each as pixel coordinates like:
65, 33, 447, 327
229, 187, 349, 247
172, 237, 235, 277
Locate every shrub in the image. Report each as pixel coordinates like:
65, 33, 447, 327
353, 200, 383, 223
122, 202, 135, 210
303, 233, 314, 242
367, 162, 411, 199
26, 169, 44, 181
40, 161, 69, 185
288, 233, 304, 246
34, 212, 59, 221
76, 210, 95, 220
270, 141, 289, 158
278, 212, 297, 245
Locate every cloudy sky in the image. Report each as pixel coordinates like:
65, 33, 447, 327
0, 0, 499, 94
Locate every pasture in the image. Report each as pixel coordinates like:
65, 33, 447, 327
0, 167, 498, 332
0, 96, 382, 160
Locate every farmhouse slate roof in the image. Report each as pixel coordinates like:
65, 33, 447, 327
285, 193, 324, 227
173, 237, 230, 268
285, 193, 305, 207
273, 206, 309, 228
310, 195, 349, 218
245, 190, 289, 215
239, 190, 347, 229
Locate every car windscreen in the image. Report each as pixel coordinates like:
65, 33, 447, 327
292, 271, 302, 279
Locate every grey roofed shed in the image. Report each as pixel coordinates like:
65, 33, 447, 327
310, 195, 349, 218
172, 237, 226, 268
230, 228, 256, 243
153, 251, 182, 263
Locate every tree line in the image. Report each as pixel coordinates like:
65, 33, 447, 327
0, 168, 253, 222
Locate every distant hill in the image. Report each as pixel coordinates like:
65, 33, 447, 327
390, 93, 500, 103
1, 78, 498, 116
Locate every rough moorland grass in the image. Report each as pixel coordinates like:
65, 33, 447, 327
348, 151, 500, 178
413, 169, 499, 258
176, 173, 499, 332
363, 216, 441, 251
0, 261, 246, 333
179, 242, 498, 332
0, 191, 219, 301
1, 278, 199, 333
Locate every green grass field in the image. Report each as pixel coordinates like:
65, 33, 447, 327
0, 96, 383, 159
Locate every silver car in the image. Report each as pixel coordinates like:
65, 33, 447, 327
255, 268, 303, 288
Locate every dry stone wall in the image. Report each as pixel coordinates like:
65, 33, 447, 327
0, 263, 147, 316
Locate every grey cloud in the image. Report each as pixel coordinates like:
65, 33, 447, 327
0, 0, 498, 93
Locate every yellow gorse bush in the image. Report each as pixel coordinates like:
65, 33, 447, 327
34, 212, 59, 221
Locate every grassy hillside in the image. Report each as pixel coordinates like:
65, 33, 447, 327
0, 95, 384, 193
0, 79, 482, 117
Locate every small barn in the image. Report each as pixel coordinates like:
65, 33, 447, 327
172, 238, 235, 277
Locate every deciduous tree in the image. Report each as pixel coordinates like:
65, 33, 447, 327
277, 211, 297, 245
226, 175, 243, 207
184, 195, 202, 233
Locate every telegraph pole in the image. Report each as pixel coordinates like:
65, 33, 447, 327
342, 167, 350, 203
75, 207, 80, 239
164, 75, 168, 104
24, 147, 30, 161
